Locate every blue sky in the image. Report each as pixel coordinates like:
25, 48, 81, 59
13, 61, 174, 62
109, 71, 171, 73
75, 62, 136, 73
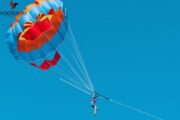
0, 0, 180, 120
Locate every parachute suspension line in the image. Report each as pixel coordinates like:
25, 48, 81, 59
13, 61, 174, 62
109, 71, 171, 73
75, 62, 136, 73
71, 52, 92, 89
57, 77, 91, 95
49, 69, 92, 95
66, 31, 92, 88
68, 30, 95, 92
50, 58, 90, 92
109, 99, 164, 120
37, 51, 91, 95
57, 77, 92, 95
51, 68, 91, 94
60, 34, 95, 93
59, 53, 93, 93
67, 25, 95, 92
53, 66, 91, 93
53, 66, 78, 83
41, 51, 92, 96
65, 35, 93, 91
64, 34, 94, 94
53, 66, 78, 82
64, 42, 94, 95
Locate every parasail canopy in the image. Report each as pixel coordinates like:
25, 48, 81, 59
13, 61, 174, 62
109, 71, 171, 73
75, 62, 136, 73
6, 0, 95, 96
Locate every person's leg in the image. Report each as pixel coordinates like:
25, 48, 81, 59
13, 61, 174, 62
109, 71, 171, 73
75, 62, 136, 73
93, 105, 97, 115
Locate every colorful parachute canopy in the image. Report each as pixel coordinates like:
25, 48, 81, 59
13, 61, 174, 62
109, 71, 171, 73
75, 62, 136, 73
6, 0, 95, 96
6, 0, 68, 70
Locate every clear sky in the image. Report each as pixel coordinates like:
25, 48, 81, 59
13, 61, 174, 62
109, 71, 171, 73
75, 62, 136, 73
0, 0, 179, 120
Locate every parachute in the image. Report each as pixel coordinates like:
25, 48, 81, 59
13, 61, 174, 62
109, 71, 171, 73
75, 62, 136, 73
6, 0, 95, 96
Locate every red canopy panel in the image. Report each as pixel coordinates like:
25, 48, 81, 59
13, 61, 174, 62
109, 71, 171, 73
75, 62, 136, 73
30, 51, 60, 70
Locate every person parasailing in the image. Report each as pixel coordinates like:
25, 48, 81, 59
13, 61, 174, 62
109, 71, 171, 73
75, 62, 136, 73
91, 94, 98, 116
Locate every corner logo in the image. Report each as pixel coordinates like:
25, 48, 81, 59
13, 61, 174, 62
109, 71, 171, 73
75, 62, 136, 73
10, 0, 19, 10
0, 0, 26, 16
